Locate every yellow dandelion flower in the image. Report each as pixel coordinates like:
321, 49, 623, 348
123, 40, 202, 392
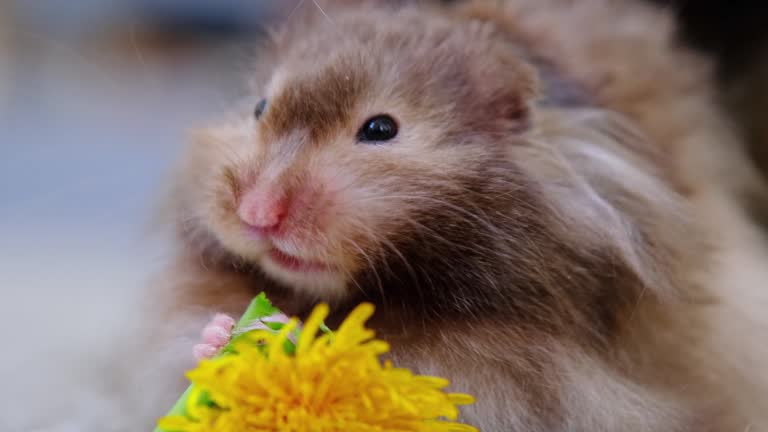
157, 297, 477, 432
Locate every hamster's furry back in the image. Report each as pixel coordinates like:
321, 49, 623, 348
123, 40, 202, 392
456, 0, 768, 425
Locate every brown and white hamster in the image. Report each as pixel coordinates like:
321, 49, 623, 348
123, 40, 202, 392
145, 0, 768, 430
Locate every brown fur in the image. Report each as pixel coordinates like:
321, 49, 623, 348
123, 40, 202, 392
142, 1, 768, 430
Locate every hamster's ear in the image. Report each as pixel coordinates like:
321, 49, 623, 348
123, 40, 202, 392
470, 52, 537, 134
449, 22, 539, 135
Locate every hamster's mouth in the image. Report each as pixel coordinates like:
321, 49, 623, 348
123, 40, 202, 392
267, 247, 335, 273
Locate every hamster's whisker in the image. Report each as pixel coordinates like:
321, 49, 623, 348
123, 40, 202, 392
376, 235, 430, 313
344, 219, 411, 294
311, 0, 336, 27
335, 256, 366, 298
343, 193, 507, 240
286, 0, 308, 21
204, 135, 251, 168
344, 237, 386, 303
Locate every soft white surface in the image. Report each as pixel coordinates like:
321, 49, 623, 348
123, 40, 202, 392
0, 34, 245, 431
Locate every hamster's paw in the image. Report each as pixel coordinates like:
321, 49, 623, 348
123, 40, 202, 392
193, 313, 235, 361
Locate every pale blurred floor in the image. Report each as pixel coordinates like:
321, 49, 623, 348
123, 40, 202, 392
0, 24, 251, 431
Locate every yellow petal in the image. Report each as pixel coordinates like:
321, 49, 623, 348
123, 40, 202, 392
296, 303, 329, 355
161, 300, 478, 432
157, 415, 195, 430
268, 318, 299, 359
447, 393, 476, 405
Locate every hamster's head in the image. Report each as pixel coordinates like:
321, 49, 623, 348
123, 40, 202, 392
173, 4, 696, 320
176, 7, 538, 300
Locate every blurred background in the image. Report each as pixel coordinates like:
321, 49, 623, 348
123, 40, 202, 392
0, 1, 286, 430
0, 0, 766, 430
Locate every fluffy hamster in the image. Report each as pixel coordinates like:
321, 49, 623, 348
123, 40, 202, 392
146, 0, 768, 430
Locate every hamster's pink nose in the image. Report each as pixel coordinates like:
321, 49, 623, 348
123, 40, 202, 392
237, 187, 289, 233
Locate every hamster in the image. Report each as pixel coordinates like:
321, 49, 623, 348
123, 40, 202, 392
144, 0, 768, 430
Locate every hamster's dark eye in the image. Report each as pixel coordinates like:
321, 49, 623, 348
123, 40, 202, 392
357, 115, 398, 143
254, 99, 267, 119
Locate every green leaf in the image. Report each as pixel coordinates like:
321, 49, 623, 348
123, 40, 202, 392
236, 292, 279, 329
